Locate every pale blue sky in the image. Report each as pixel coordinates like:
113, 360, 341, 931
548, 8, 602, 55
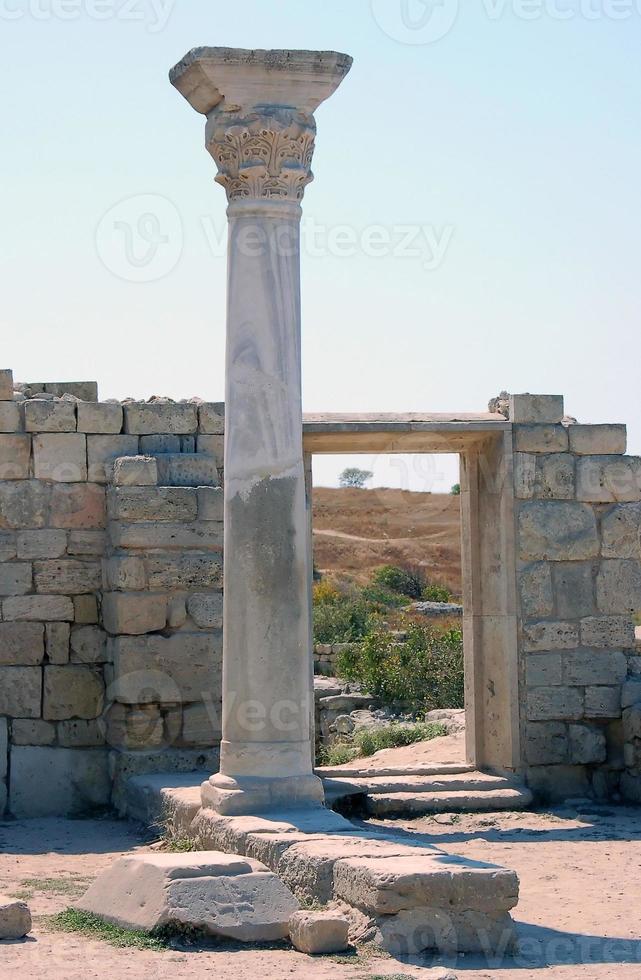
1, 1, 639, 490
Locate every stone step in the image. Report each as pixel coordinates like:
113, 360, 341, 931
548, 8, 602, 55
154, 453, 219, 487
353, 772, 519, 795
317, 762, 475, 779
365, 786, 534, 817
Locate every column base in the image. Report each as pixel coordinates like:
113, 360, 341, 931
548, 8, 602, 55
201, 771, 325, 816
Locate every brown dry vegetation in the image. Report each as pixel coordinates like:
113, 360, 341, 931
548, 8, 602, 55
312, 487, 462, 594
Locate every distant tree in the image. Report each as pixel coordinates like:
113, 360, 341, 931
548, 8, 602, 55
339, 467, 373, 489
451, 484, 461, 495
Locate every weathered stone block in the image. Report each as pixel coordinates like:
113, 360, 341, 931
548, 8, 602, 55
87, 434, 139, 483
109, 633, 222, 704
33, 433, 87, 482
0, 531, 16, 561
289, 910, 349, 955
155, 453, 219, 488
70, 625, 108, 664
123, 403, 198, 435
112, 455, 158, 486
562, 650, 627, 686
9, 746, 110, 818
16, 529, 67, 559
526, 764, 590, 802
552, 562, 595, 619
44, 381, 98, 401
67, 530, 106, 556
0, 717, 6, 780
534, 454, 575, 500
187, 593, 224, 629
623, 704, 641, 740
0, 481, 49, 529
0, 666, 42, 717
73, 595, 99, 624
518, 501, 599, 561
621, 679, 641, 710
197, 434, 224, 461
11, 719, 56, 746
569, 424, 627, 456
167, 595, 187, 629
601, 502, 641, 559
34, 559, 101, 595
199, 403, 225, 434
105, 703, 165, 751
110, 521, 224, 551
182, 701, 222, 745
584, 686, 621, 719
596, 560, 641, 616
580, 616, 635, 648
513, 424, 568, 454
523, 621, 578, 652
139, 434, 181, 454
146, 554, 223, 591
103, 555, 147, 591
576, 456, 641, 504
3, 594, 73, 621
526, 686, 583, 722
514, 453, 535, 499
0, 897, 32, 940
49, 483, 106, 529
526, 653, 562, 686
525, 722, 568, 765
0, 622, 44, 665
107, 486, 197, 522
46, 622, 70, 664
568, 723, 606, 764
25, 399, 77, 433
0, 434, 31, 480
198, 486, 223, 521
58, 719, 105, 747
0, 562, 32, 595
510, 394, 564, 424
43, 665, 104, 720
0, 369, 13, 400
77, 402, 123, 434
0, 401, 21, 433
102, 593, 167, 636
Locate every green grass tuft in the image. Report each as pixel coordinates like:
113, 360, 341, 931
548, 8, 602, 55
354, 722, 446, 758
48, 908, 171, 951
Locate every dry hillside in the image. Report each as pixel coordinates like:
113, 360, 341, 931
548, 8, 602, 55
312, 487, 462, 594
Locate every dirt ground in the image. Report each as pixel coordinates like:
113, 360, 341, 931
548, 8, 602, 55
1, 807, 640, 980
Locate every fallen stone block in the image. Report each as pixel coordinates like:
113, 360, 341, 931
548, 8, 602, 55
0, 896, 32, 940
289, 909, 350, 954
76, 852, 299, 940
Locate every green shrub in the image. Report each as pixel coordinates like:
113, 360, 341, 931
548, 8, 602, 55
316, 742, 359, 767
359, 583, 408, 610
371, 565, 423, 600
354, 722, 447, 757
336, 623, 464, 713
451, 483, 461, 495
313, 595, 377, 644
422, 582, 453, 603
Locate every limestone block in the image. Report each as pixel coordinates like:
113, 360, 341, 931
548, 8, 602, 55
525, 653, 562, 687
621, 772, 641, 803
0, 717, 6, 779
526, 686, 583, 722
198, 486, 223, 521
87, 434, 139, 483
77, 402, 123, 434
103, 556, 147, 591
58, 719, 105, 748
375, 907, 517, 957
0, 623, 44, 665
0, 369, 13, 400
167, 596, 187, 629
181, 436, 196, 453
622, 679, 641, 709
33, 433, 87, 482
623, 704, 641, 740
552, 563, 595, 619
514, 453, 535, 499
525, 764, 590, 802
46, 622, 70, 664
50, 483, 106, 529
74, 595, 99, 624
0, 666, 42, 717
0, 532, 16, 561
16, 529, 67, 559
187, 593, 224, 629
105, 703, 165, 751
76, 852, 298, 940
101, 593, 167, 636
123, 403, 198, 436
0, 897, 32, 940
11, 719, 56, 746
155, 453, 219, 488
43, 381, 98, 401
525, 721, 568, 765
199, 403, 225, 434
25, 399, 76, 433
562, 650, 627, 686
584, 686, 621, 719
3, 595, 74, 621
109, 633, 222, 704
112, 455, 158, 487
568, 723, 606, 764
513, 424, 568, 454
70, 625, 108, 664
518, 501, 599, 561
197, 434, 224, 461
569, 424, 627, 456
596, 560, 641, 616
0, 401, 22, 433
182, 701, 222, 745
522, 621, 578, 652
0, 481, 50, 529
534, 454, 575, 500
576, 456, 641, 504
34, 558, 101, 595
580, 616, 635, 648
289, 910, 349, 954
0, 562, 33, 595
510, 394, 564, 424
601, 502, 641, 559
0, 434, 31, 480
43, 665, 104, 720
107, 487, 197, 522
9, 746, 110, 817
145, 554, 223, 591
140, 434, 181, 454
67, 530, 106, 556
110, 522, 223, 551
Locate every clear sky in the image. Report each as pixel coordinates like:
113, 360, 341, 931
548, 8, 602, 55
2, 0, 639, 491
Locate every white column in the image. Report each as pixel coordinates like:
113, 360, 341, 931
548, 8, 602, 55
170, 48, 352, 813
